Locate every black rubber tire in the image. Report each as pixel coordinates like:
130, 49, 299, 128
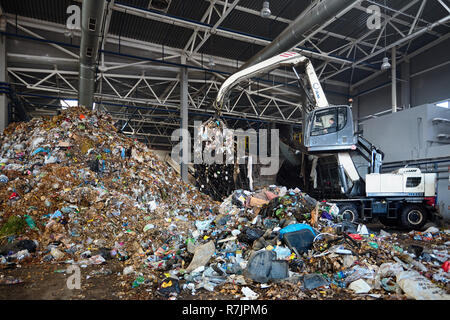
338, 204, 359, 223
400, 205, 427, 230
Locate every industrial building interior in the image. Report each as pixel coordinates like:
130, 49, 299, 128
0, 0, 449, 302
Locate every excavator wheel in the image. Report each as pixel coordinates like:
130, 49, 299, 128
400, 205, 427, 230
338, 204, 359, 223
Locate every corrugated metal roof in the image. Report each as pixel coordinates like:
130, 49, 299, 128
198, 34, 265, 62
167, 0, 210, 21
0, 0, 448, 85
324, 8, 373, 41
399, 32, 437, 54
109, 11, 194, 50
238, 0, 312, 21
421, 0, 449, 22
218, 9, 287, 41
0, 0, 77, 24
118, 0, 151, 8
117, 0, 210, 21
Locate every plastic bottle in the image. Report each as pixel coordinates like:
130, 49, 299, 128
24, 215, 36, 230
132, 276, 146, 288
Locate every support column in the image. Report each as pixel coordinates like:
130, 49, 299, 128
350, 88, 359, 132
401, 57, 411, 109
0, 29, 7, 133
180, 55, 189, 183
391, 46, 397, 113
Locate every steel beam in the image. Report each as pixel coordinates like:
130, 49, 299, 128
100, 0, 115, 69
409, 0, 427, 35
350, 33, 450, 90
0, 30, 7, 131
391, 46, 397, 113
241, 0, 358, 68
112, 2, 357, 65
401, 57, 410, 109
323, 14, 450, 81
189, 0, 240, 57
180, 56, 188, 182
4, 14, 352, 89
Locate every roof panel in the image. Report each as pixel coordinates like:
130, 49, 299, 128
116, 0, 151, 8
167, 0, 210, 21
109, 11, 193, 50
238, 0, 310, 21
0, 0, 448, 87
324, 8, 372, 41
220, 9, 287, 41
198, 34, 264, 62
0, 0, 75, 24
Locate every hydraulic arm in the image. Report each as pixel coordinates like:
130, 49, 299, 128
213, 51, 383, 197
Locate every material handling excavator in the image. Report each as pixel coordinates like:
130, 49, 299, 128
212, 51, 441, 230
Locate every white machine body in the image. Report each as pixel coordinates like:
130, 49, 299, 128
366, 168, 436, 197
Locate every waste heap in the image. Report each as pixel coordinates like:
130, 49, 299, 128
0, 109, 449, 300
0, 107, 219, 286
202, 187, 449, 300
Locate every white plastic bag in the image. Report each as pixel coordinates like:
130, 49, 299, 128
377, 262, 404, 278
396, 271, 450, 300
185, 241, 215, 273
241, 287, 259, 300
357, 224, 369, 235
349, 279, 371, 294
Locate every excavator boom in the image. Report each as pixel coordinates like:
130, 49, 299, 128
212, 50, 384, 197
214, 51, 329, 112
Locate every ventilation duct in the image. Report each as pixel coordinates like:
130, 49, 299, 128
78, 0, 107, 109
241, 0, 357, 69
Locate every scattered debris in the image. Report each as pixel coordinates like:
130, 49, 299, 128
0, 106, 449, 300
348, 279, 371, 294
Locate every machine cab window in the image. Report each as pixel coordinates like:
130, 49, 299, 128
406, 177, 422, 188
311, 107, 347, 136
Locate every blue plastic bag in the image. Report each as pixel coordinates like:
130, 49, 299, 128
279, 223, 317, 239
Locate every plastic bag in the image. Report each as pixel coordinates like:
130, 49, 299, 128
344, 265, 376, 285
396, 271, 450, 300
241, 287, 259, 300
303, 273, 328, 290
377, 262, 404, 278
185, 241, 215, 273
244, 250, 289, 283
349, 279, 371, 294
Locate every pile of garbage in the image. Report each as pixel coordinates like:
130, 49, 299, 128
0, 107, 449, 300
0, 107, 218, 284
189, 187, 449, 300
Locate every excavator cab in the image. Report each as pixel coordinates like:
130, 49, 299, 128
212, 51, 358, 155
303, 105, 357, 153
